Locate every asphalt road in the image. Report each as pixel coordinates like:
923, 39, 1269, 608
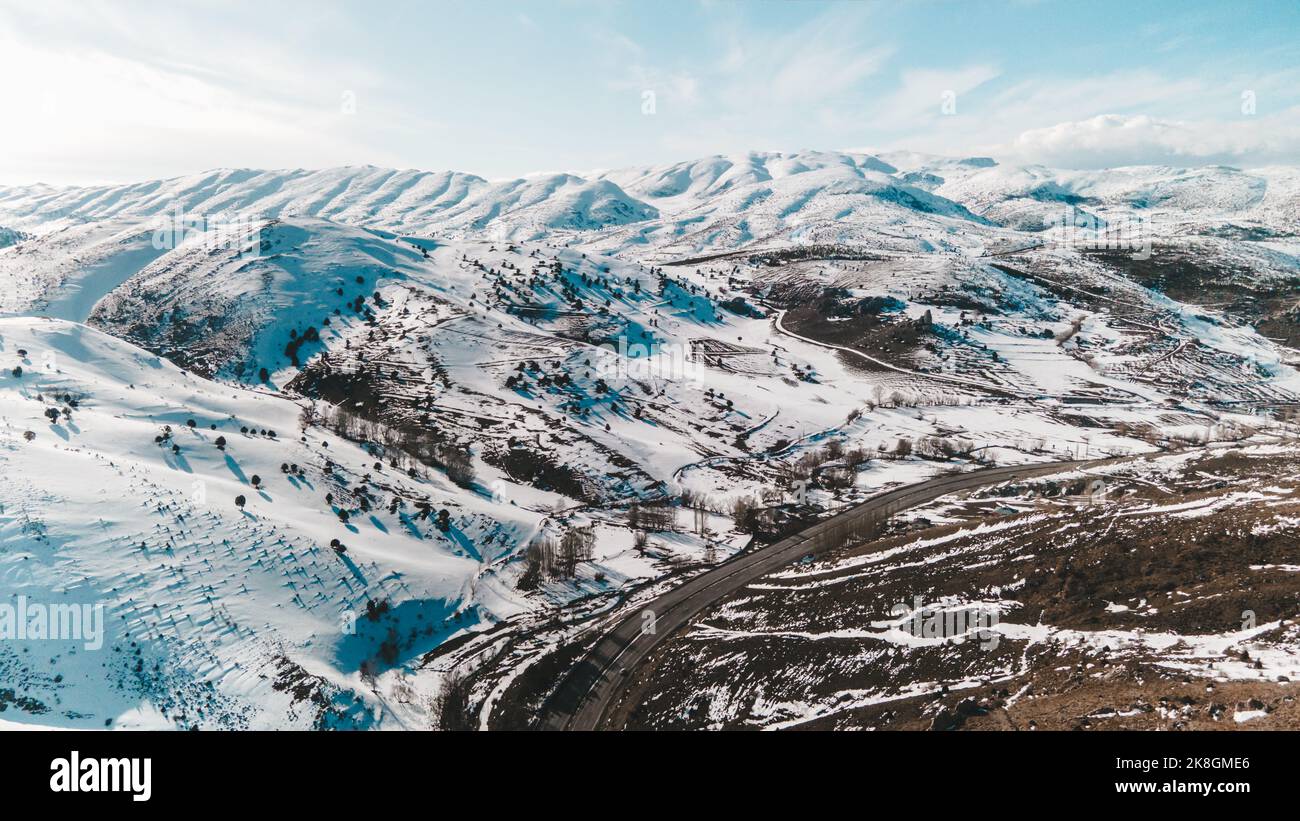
540, 457, 1103, 730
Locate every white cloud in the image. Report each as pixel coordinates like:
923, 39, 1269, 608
860, 67, 1300, 169
1006, 110, 1300, 168
871, 64, 1002, 128
768, 42, 892, 105
713, 3, 892, 107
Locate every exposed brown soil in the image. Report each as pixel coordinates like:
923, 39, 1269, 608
1089, 248, 1300, 352
608, 448, 1300, 730
781, 300, 934, 372
795, 654, 1300, 731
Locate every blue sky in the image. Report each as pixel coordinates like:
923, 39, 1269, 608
2, 0, 1298, 184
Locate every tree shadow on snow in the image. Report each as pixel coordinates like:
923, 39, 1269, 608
224, 454, 248, 484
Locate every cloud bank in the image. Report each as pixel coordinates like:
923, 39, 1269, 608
1006, 111, 1300, 169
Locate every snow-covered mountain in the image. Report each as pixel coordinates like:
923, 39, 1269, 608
0, 167, 489, 233
2, 148, 1299, 729
4, 151, 1296, 262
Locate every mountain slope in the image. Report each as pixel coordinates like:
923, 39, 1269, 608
0, 220, 165, 319
0, 167, 489, 233
0, 316, 543, 728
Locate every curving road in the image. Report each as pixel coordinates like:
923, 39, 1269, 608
540, 456, 1109, 730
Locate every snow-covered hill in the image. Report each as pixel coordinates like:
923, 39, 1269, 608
89, 218, 434, 381
2, 147, 1299, 730
5, 151, 1296, 266
596, 150, 899, 202
0, 167, 489, 233
0, 316, 546, 728
428, 174, 659, 239
0, 220, 165, 319
4, 152, 1297, 260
